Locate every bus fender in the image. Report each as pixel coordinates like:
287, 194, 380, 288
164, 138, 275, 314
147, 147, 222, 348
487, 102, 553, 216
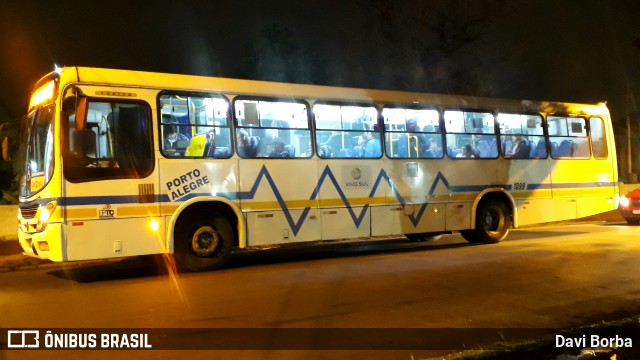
166, 196, 246, 253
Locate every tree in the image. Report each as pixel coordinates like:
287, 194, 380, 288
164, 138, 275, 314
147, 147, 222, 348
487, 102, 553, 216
351, 0, 506, 95
238, 23, 329, 85
0, 121, 20, 204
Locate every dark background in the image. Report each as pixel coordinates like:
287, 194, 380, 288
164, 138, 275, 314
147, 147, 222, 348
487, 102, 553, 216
1, 0, 640, 181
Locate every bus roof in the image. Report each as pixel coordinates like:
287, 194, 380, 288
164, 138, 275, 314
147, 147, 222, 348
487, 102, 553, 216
57, 66, 609, 117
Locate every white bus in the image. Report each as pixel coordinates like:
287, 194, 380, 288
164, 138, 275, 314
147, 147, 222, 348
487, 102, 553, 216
18, 67, 619, 271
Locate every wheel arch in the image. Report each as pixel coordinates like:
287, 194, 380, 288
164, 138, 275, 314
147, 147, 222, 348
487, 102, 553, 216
166, 196, 245, 253
471, 188, 518, 229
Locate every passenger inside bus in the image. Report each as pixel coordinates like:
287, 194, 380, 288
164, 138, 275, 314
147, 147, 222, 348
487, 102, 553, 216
362, 126, 382, 157
236, 129, 258, 158
510, 135, 531, 159
204, 129, 216, 157
163, 125, 189, 155
425, 138, 442, 158
397, 119, 427, 158
323, 131, 355, 157
184, 133, 206, 157
268, 138, 291, 157
368, 124, 382, 154
457, 144, 476, 158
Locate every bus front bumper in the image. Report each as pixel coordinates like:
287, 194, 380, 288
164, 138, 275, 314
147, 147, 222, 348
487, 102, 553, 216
18, 223, 65, 262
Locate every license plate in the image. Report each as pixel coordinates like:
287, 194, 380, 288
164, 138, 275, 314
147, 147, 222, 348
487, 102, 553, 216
633, 210, 640, 214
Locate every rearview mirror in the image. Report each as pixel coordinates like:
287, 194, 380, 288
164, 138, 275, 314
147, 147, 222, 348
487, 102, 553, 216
0, 123, 9, 161
65, 86, 88, 132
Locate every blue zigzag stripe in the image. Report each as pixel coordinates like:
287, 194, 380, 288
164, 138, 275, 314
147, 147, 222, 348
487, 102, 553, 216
224, 165, 451, 236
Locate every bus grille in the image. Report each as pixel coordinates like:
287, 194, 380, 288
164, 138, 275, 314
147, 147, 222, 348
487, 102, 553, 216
20, 204, 39, 219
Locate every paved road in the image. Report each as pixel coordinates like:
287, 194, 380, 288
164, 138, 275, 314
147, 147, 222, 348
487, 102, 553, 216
1, 221, 639, 359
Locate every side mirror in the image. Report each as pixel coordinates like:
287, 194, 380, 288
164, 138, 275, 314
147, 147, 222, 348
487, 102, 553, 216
64, 86, 88, 132
0, 123, 8, 161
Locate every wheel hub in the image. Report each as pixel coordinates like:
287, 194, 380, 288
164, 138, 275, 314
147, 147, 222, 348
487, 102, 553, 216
191, 226, 220, 257
484, 208, 503, 234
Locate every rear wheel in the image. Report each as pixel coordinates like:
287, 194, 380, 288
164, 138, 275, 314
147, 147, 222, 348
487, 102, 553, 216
174, 212, 234, 272
460, 230, 483, 243
626, 218, 640, 225
461, 200, 511, 244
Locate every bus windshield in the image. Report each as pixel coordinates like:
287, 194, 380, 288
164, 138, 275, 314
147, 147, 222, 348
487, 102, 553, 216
20, 106, 55, 197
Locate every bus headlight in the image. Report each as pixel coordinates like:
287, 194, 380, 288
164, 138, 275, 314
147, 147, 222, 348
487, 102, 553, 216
39, 207, 51, 223
36, 201, 57, 231
620, 195, 630, 208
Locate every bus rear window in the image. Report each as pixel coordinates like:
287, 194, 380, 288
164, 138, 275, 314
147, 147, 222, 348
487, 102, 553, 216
589, 117, 608, 159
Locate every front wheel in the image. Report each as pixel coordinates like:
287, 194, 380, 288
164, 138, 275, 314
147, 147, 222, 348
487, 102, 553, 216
174, 212, 234, 272
461, 200, 511, 244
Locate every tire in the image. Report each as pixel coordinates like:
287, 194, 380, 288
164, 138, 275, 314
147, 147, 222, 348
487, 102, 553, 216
460, 230, 483, 243
462, 200, 511, 244
626, 218, 640, 225
174, 212, 234, 272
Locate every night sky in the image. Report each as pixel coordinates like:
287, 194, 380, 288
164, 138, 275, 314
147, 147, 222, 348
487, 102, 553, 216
1, 0, 639, 128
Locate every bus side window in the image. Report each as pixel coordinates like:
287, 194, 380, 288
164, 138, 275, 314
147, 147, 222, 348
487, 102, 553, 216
497, 113, 545, 159
382, 107, 440, 159
235, 98, 310, 159
315, 103, 379, 159
159, 93, 232, 159
444, 110, 496, 159
548, 116, 588, 159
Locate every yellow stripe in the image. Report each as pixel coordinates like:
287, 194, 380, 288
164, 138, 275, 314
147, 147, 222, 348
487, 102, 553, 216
319, 197, 387, 207
240, 197, 389, 210
117, 206, 160, 217
511, 190, 553, 199
65, 208, 97, 219
48, 208, 64, 222
449, 194, 477, 202
240, 200, 312, 211
552, 188, 614, 197
161, 204, 180, 215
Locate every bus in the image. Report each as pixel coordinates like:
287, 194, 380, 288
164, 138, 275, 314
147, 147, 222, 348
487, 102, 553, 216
18, 66, 619, 271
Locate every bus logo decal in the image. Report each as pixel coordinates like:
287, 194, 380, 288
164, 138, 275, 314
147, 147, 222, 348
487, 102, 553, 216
99, 204, 115, 218
344, 166, 371, 188
351, 168, 362, 180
